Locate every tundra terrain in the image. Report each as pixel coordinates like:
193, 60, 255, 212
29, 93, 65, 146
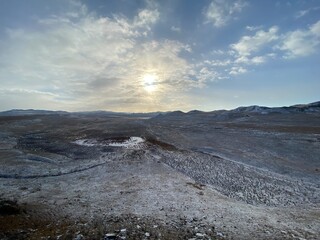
0, 103, 319, 239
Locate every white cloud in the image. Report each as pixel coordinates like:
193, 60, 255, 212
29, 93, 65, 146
229, 66, 247, 75
231, 21, 320, 62
204, 59, 231, 66
245, 25, 262, 31
295, 7, 320, 19
220, 20, 320, 79
197, 67, 219, 86
231, 26, 279, 57
279, 20, 320, 58
202, 21, 320, 81
251, 56, 266, 64
210, 49, 225, 55
124, 40, 195, 91
205, 0, 248, 27
0, 88, 68, 110
171, 26, 181, 32
234, 55, 267, 65
229, 26, 279, 67
198, 27, 281, 80
0, 88, 59, 97
296, 10, 309, 19
0, 2, 207, 112
310, 21, 320, 36
134, 8, 159, 30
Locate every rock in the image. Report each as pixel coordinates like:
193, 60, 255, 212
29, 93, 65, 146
105, 233, 117, 239
216, 232, 224, 237
145, 232, 150, 237
290, 229, 300, 236
196, 232, 205, 237
74, 234, 84, 240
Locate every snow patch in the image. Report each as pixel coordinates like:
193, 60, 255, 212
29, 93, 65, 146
109, 137, 145, 149
73, 137, 145, 149
73, 139, 102, 147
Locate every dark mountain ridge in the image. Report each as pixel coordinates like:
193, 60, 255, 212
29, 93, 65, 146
1, 101, 319, 117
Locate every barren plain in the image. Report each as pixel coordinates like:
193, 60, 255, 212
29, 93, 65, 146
0, 104, 319, 239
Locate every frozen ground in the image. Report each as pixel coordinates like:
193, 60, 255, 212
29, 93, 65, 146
0, 109, 319, 239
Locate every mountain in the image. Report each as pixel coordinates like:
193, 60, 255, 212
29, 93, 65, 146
0, 109, 68, 116
226, 101, 320, 114
0, 109, 163, 118
1, 101, 319, 117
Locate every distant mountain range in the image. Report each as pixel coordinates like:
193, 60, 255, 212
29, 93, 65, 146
159, 101, 320, 118
0, 101, 319, 117
231, 101, 320, 114
0, 109, 163, 118
0, 109, 69, 116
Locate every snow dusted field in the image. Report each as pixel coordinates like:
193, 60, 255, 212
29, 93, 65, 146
0, 111, 319, 239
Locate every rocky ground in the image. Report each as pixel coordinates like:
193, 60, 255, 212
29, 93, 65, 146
0, 110, 319, 239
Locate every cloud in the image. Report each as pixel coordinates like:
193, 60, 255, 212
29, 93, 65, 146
122, 40, 196, 92
223, 21, 320, 76
134, 8, 160, 30
234, 55, 267, 65
171, 26, 181, 32
2, 1, 319, 112
279, 20, 320, 58
218, 20, 320, 79
196, 26, 282, 79
0, 1, 207, 112
0, 88, 59, 97
204, 59, 231, 66
210, 49, 225, 55
245, 25, 262, 31
231, 26, 279, 57
295, 7, 320, 19
229, 66, 247, 75
229, 26, 279, 66
232, 21, 320, 62
205, 0, 248, 27
0, 88, 68, 110
197, 67, 219, 86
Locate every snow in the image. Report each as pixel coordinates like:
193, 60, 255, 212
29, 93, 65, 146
73, 136, 145, 149
109, 137, 145, 149
73, 139, 101, 147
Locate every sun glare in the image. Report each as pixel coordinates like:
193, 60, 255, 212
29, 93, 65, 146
142, 73, 157, 92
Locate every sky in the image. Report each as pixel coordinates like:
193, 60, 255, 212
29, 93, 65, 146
0, 0, 319, 112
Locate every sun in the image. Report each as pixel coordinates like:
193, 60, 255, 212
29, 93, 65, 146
142, 73, 157, 92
